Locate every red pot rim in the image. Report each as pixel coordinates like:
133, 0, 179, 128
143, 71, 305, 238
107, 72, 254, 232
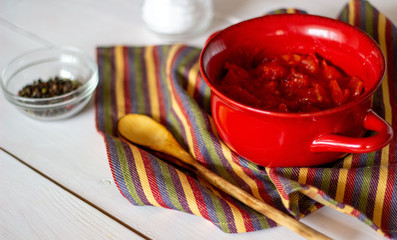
199, 14, 386, 118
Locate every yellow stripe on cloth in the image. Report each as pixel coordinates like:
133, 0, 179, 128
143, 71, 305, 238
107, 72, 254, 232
373, 166, 389, 227
334, 155, 352, 201
145, 46, 161, 122
187, 62, 200, 97
208, 116, 220, 138
378, 14, 392, 126
115, 45, 125, 119
381, 144, 391, 166
342, 154, 353, 169
335, 169, 349, 202
348, 0, 355, 25
378, 13, 392, 167
373, 13, 391, 226
298, 168, 308, 184
175, 170, 204, 218
166, 45, 196, 159
129, 144, 161, 207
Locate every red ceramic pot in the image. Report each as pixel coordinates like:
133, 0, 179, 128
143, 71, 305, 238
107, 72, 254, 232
199, 14, 393, 167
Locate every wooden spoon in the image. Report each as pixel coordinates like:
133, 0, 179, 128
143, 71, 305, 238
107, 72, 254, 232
118, 114, 332, 240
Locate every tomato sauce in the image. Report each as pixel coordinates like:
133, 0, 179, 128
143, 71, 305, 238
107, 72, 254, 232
215, 53, 364, 113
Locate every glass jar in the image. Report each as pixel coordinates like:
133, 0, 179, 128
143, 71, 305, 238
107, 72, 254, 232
141, 0, 213, 39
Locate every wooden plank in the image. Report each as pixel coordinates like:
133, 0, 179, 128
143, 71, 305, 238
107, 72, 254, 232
0, 149, 146, 240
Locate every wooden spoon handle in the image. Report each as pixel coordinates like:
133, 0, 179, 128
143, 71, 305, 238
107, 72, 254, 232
191, 162, 332, 240
117, 114, 332, 239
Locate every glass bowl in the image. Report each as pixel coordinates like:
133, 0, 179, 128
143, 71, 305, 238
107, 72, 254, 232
1, 46, 98, 120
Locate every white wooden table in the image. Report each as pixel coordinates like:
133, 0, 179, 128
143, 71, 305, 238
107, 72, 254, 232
1, 0, 396, 239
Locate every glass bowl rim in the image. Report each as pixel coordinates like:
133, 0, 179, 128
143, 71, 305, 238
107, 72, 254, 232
1, 46, 98, 108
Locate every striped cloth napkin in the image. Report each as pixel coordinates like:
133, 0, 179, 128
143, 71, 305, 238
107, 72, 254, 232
95, 0, 396, 238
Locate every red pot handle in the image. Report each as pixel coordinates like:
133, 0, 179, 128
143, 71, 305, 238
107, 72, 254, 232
311, 109, 394, 153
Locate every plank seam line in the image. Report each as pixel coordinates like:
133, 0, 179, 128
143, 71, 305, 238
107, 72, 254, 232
0, 18, 55, 47
0, 147, 152, 240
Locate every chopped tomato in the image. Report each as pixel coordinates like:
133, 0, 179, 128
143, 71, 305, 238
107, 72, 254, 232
280, 53, 302, 66
217, 53, 365, 113
300, 53, 319, 74
329, 79, 344, 106
349, 76, 364, 97
287, 69, 309, 88
321, 59, 343, 80
257, 61, 287, 81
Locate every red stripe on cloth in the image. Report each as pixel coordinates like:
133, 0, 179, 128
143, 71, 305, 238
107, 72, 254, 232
354, 0, 360, 27
267, 168, 289, 200
382, 165, 395, 231
153, 46, 167, 126
237, 207, 255, 232
123, 47, 132, 113
110, 48, 118, 134
186, 176, 212, 221
351, 208, 361, 217
343, 168, 357, 203
193, 73, 202, 104
351, 153, 362, 168
305, 168, 316, 186
385, 18, 397, 140
371, 2, 380, 43
141, 153, 169, 208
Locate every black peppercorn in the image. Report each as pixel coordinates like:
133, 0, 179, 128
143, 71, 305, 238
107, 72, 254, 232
18, 77, 82, 98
